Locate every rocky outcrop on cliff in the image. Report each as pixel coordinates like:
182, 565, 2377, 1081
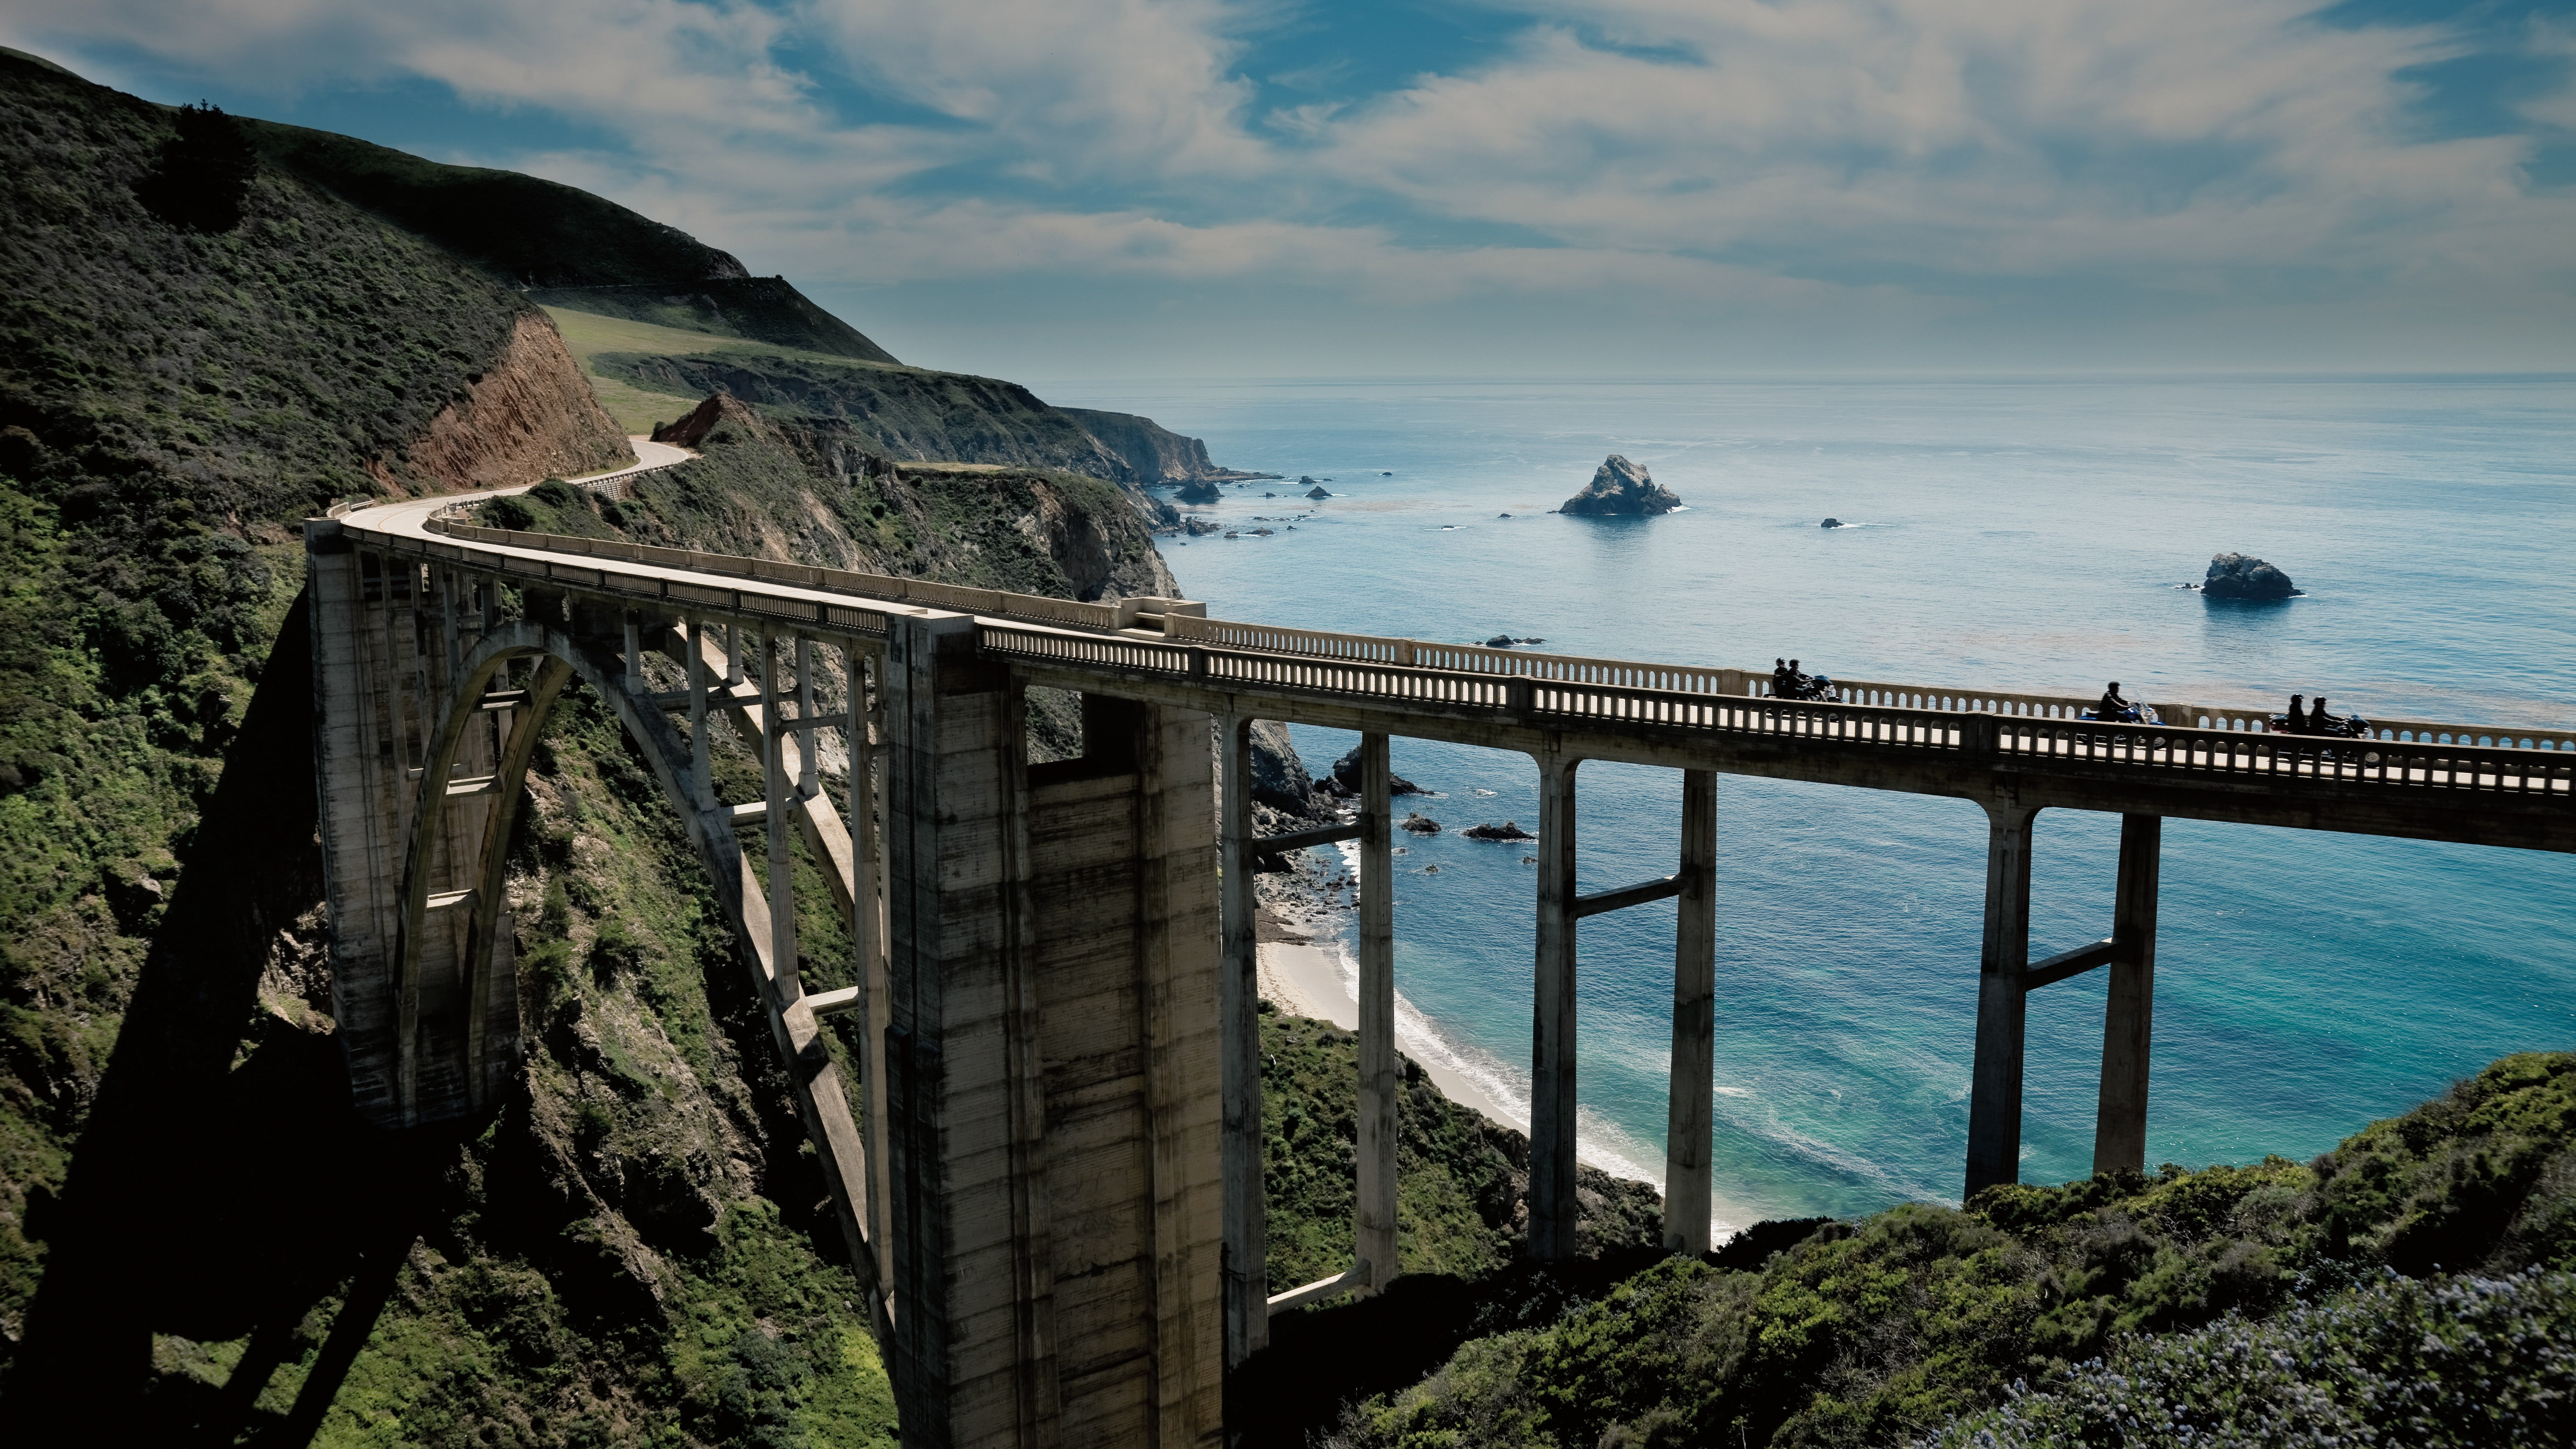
1249, 722, 1315, 816
1061, 407, 1271, 484
389, 313, 632, 492
1560, 454, 1682, 516
2201, 552, 2301, 599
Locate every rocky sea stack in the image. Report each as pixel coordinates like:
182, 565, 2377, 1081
1559, 454, 1681, 516
2202, 552, 2301, 600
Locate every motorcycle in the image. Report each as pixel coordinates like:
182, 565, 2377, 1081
2268, 712, 2373, 739
1776, 674, 1841, 703
2080, 704, 2161, 725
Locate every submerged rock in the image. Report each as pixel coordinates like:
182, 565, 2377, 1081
1560, 454, 1681, 516
2201, 552, 2300, 600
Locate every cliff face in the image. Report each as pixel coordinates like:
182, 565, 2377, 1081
1061, 407, 1266, 483
640, 392, 1179, 601
383, 313, 632, 493
605, 352, 1133, 480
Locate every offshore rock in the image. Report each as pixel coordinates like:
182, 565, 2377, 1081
1400, 811, 1441, 834
1175, 477, 1223, 505
1306, 484, 1331, 500
1462, 820, 1535, 842
2202, 552, 2300, 600
1330, 746, 1422, 796
1821, 517, 1843, 528
1559, 454, 1681, 516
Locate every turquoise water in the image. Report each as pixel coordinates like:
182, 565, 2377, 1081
1038, 374, 2576, 1230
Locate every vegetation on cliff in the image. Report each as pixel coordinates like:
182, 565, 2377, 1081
1289, 1052, 2576, 1449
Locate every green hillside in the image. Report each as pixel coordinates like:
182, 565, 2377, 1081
1241, 1052, 2576, 1449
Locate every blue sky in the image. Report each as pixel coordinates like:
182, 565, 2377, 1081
9, 0, 2573, 377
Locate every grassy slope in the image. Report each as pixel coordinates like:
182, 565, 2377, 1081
543, 307, 895, 436
0, 58, 905, 1445
242, 119, 897, 364
1314, 1052, 2576, 1449
0, 50, 542, 1360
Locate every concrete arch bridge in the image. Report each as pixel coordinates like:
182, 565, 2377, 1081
306, 488, 2574, 1449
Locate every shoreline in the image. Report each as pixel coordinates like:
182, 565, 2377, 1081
1254, 938, 1525, 1135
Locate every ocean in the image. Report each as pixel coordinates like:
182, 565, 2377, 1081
1032, 373, 2576, 1232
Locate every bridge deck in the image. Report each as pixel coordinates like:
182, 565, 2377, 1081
340, 507, 2576, 855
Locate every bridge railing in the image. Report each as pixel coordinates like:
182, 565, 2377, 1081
422, 518, 1135, 632
979, 627, 2573, 799
394, 516, 2571, 761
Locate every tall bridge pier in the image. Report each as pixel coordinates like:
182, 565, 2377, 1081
309, 500, 2573, 1445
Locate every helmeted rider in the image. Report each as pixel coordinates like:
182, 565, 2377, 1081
2096, 682, 2133, 722
2281, 694, 2307, 734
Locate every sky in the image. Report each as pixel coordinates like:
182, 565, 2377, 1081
8, 0, 2575, 378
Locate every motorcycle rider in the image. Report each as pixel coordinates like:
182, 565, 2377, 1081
2096, 682, 2135, 722
2280, 694, 2308, 734
2309, 696, 2340, 737
1772, 657, 1792, 698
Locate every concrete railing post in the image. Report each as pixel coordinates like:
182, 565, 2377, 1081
1216, 714, 1267, 1364
1355, 732, 1399, 1293
1965, 802, 2037, 1196
1663, 769, 1717, 1255
1529, 749, 1581, 1260
2093, 813, 2162, 1176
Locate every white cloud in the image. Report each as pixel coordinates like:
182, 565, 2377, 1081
800, 0, 1269, 180
5, 0, 2569, 368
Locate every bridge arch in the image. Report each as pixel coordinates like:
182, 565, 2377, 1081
389, 620, 701, 1123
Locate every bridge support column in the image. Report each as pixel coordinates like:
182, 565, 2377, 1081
1529, 750, 1581, 1260
1217, 715, 1266, 1366
846, 643, 896, 1301
1355, 732, 1398, 1294
1965, 803, 2036, 1197
2093, 814, 2161, 1176
1662, 769, 1717, 1255
762, 629, 799, 1001
885, 624, 1223, 1447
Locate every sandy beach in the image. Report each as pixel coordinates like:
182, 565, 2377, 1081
1255, 938, 1528, 1139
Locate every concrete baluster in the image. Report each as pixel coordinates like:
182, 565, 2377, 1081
1663, 769, 1717, 1255
1529, 749, 1581, 1260
1216, 714, 1267, 1364
2093, 814, 2162, 1176
1355, 732, 1398, 1293
1964, 802, 2037, 1196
